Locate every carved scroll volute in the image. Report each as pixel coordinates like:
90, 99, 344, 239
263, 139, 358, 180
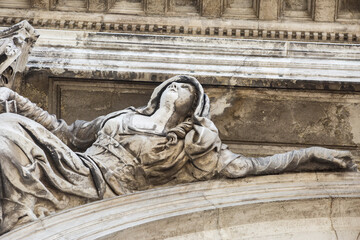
0, 21, 39, 90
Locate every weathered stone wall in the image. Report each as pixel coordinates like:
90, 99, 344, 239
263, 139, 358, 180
28, 76, 360, 159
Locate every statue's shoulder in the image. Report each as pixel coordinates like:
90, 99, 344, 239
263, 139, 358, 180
100, 107, 136, 128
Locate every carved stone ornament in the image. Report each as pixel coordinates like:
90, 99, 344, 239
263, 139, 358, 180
0, 22, 357, 235
0, 21, 39, 89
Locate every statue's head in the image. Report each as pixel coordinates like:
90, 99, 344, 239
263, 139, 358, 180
159, 81, 196, 118
137, 75, 210, 120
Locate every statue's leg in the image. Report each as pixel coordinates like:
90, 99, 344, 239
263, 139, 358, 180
0, 136, 39, 234
0, 114, 78, 233
0, 113, 104, 233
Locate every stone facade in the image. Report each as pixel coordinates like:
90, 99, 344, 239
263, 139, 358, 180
0, 1, 360, 238
0, 1, 359, 160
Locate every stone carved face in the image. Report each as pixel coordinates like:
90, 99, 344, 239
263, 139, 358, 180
159, 82, 196, 116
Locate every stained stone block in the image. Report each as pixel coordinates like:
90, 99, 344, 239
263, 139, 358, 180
108, 0, 142, 14
88, 0, 107, 12
207, 87, 360, 147
314, 0, 336, 22
259, 0, 278, 20
50, 79, 154, 123
201, 0, 222, 17
339, 0, 360, 12
145, 0, 166, 14
283, 0, 308, 11
281, 0, 313, 19
50, 0, 87, 11
168, 0, 198, 14
30, 0, 50, 9
172, 0, 197, 8
229, 0, 253, 8
338, 0, 360, 19
87, 0, 117, 12
223, 0, 259, 18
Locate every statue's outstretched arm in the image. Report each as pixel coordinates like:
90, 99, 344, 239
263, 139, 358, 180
220, 147, 357, 178
0, 87, 105, 151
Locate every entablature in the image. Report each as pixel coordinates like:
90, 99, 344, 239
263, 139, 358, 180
0, 0, 359, 43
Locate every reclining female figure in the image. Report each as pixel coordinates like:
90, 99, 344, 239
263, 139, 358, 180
0, 75, 356, 234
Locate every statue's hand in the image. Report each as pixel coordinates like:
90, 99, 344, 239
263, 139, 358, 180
0, 100, 17, 113
0, 87, 17, 113
311, 147, 357, 171
0, 87, 13, 102
0, 100, 4, 113
166, 132, 178, 147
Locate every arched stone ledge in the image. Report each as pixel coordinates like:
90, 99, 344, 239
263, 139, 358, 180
2, 172, 360, 240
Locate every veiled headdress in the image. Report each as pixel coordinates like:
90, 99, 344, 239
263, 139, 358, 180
136, 75, 221, 159
136, 75, 210, 119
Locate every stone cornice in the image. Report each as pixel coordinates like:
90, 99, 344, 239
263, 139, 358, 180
0, 9, 359, 44
23, 29, 360, 89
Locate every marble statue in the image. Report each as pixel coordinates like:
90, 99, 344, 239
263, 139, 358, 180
0, 23, 357, 235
